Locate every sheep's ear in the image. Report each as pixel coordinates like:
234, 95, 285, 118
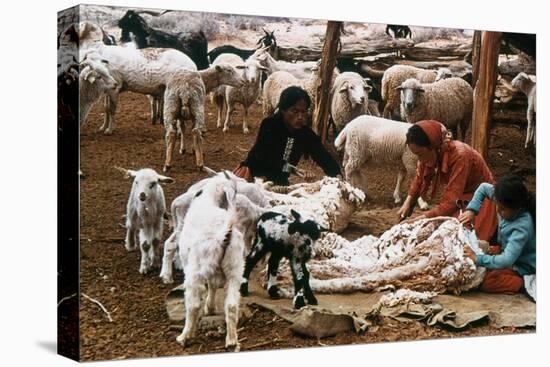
114, 166, 136, 178
394, 86, 402, 90
418, 87, 425, 93
290, 209, 301, 221
215, 64, 223, 72
101, 59, 109, 65
157, 175, 174, 184
338, 83, 348, 93
364, 84, 373, 92
235, 65, 245, 69
319, 225, 329, 232
223, 170, 232, 180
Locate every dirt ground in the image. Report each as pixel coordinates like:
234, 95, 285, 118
77, 92, 535, 361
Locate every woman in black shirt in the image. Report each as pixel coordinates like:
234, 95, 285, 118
235, 86, 342, 185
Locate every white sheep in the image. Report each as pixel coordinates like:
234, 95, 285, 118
175, 177, 244, 352
116, 167, 173, 274
162, 64, 246, 172
511, 72, 536, 148
76, 22, 198, 134
211, 53, 268, 134
254, 49, 318, 79
381, 65, 452, 120
79, 53, 118, 125
398, 77, 473, 141
334, 115, 429, 209
330, 72, 373, 130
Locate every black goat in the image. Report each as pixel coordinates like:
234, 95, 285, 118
386, 24, 412, 39
117, 10, 209, 69
207, 28, 276, 63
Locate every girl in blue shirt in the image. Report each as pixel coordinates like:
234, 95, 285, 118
459, 174, 535, 293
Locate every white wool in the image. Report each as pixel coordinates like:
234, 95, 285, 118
260, 217, 486, 295
378, 289, 437, 308
265, 177, 365, 233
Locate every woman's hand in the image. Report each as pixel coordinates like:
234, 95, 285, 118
464, 246, 477, 262
459, 210, 476, 226
397, 196, 414, 222
404, 214, 426, 224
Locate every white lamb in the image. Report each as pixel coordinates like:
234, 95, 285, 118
254, 48, 318, 79
211, 53, 268, 134
511, 72, 536, 148
334, 115, 429, 209
381, 64, 453, 120
175, 177, 244, 352
330, 72, 373, 130
116, 167, 174, 274
399, 77, 473, 141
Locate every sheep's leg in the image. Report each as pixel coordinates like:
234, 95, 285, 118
99, 94, 110, 132
177, 119, 185, 155
149, 95, 156, 125
242, 106, 250, 134
125, 224, 137, 251
289, 259, 306, 309
159, 232, 178, 283
103, 92, 118, 135
177, 282, 205, 347
266, 254, 283, 299
139, 233, 151, 274
224, 277, 241, 352
301, 262, 317, 305
393, 168, 406, 204
215, 94, 224, 129
223, 98, 233, 133
526, 109, 535, 148
382, 104, 393, 119
240, 238, 268, 296
204, 281, 217, 316
152, 238, 161, 269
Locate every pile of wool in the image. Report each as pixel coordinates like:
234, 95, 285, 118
263, 177, 365, 233
259, 217, 485, 295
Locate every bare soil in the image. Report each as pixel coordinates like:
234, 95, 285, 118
78, 92, 535, 361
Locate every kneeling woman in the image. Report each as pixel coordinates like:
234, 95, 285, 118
234, 86, 341, 185
397, 120, 498, 241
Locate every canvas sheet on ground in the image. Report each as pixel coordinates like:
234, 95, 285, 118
166, 279, 535, 338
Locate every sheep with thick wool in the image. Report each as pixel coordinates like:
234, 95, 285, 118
398, 77, 473, 140
381, 64, 453, 119
511, 72, 536, 148
330, 71, 373, 130
334, 115, 428, 209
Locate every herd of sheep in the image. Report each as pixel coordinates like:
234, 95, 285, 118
57, 13, 536, 352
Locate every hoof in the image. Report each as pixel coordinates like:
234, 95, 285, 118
268, 286, 280, 299
306, 296, 318, 305
239, 283, 249, 297
163, 165, 171, 173
293, 295, 306, 309
226, 341, 240, 352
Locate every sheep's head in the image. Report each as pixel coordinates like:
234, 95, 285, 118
338, 76, 371, 107
118, 10, 148, 32
397, 78, 424, 112
237, 59, 268, 84
214, 64, 245, 88
435, 67, 453, 82
115, 167, 173, 202
80, 55, 118, 90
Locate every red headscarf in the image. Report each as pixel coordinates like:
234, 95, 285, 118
414, 120, 453, 201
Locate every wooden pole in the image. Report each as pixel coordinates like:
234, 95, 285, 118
471, 31, 501, 158
312, 21, 343, 143
471, 30, 482, 87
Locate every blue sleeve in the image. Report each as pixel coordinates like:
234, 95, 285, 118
466, 183, 494, 214
476, 226, 528, 269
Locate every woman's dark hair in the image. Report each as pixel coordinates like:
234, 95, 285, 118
277, 86, 311, 111
406, 124, 431, 147
494, 174, 536, 227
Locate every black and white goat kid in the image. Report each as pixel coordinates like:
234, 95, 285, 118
240, 209, 327, 309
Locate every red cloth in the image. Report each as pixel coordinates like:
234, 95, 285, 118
233, 165, 253, 182
480, 269, 524, 293
407, 120, 497, 240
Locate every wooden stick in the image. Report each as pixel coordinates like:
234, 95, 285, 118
57, 293, 77, 307
82, 293, 114, 322
246, 338, 280, 349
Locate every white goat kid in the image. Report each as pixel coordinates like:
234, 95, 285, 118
117, 167, 173, 274
176, 177, 244, 352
